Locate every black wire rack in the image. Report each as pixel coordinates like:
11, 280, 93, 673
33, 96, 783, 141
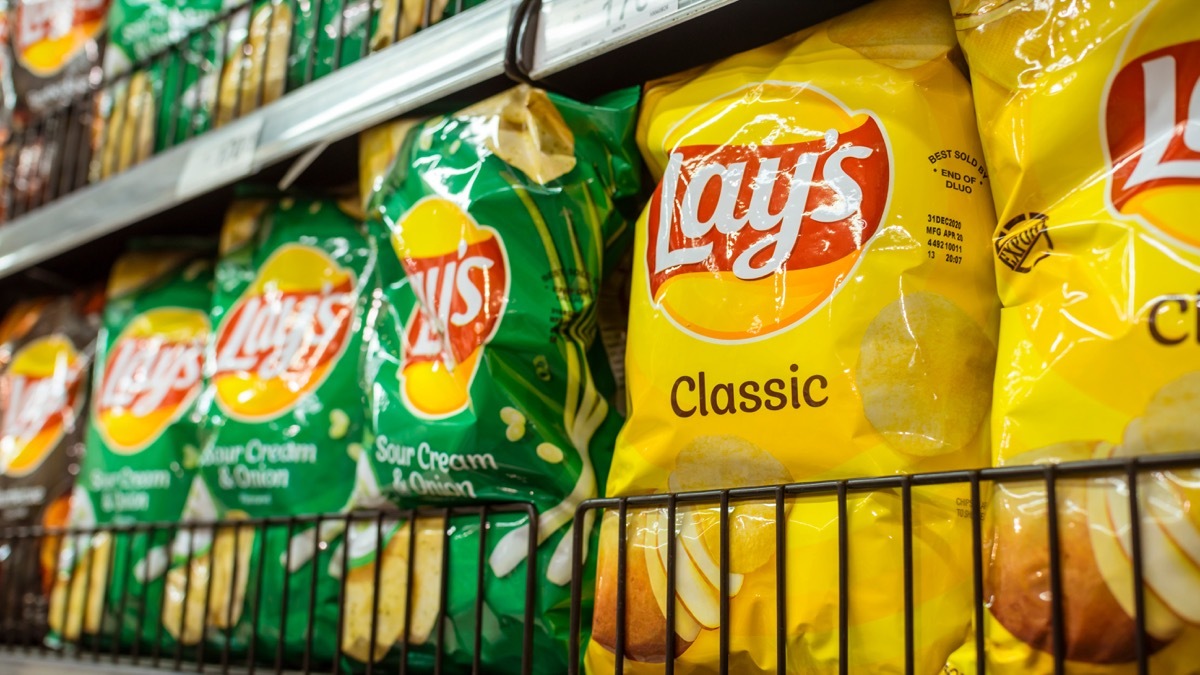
2, 0, 475, 220
568, 452, 1200, 675
0, 502, 538, 674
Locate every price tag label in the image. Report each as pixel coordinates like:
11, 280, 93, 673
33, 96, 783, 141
176, 116, 264, 199
538, 0, 679, 69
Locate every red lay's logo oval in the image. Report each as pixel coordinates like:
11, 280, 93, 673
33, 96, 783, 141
94, 308, 210, 453
0, 335, 82, 477
1105, 39, 1200, 246
391, 198, 509, 418
646, 83, 891, 342
212, 245, 357, 421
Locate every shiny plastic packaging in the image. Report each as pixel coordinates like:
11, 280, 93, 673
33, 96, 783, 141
0, 292, 100, 645
91, 0, 236, 179
587, 0, 1000, 672
179, 195, 374, 665
361, 84, 639, 672
46, 242, 213, 650
947, 0, 1200, 672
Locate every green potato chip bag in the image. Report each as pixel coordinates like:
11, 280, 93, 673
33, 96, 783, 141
357, 84, 640, 673
93, 0, 236, 179
176, 194, 374, 667
50, 241, 214, 651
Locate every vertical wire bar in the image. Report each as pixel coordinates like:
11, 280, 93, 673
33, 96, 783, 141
12, 530, 27, 651
220, 523, 245, 673
302, 517, 324, 674
11, 126, 29, 218
42, 113, 62, 204
111, 75, 136, 177
391, 0, 405, 43
775, 487, 787, 673
88, 530, 112, 660
719, 492, 730, 675
275, 517, 297, 673
58, 532, 81, 657
231, 17, 251, 122
163, 47, 185, 149
125, 72, 145, 171
213, 16, 231, 132
247, 520, 268, 674
1044, 465, 1065, 675
837, 481, 848, 675
665, 497, 676, 675
46, 106, 69, 200
522, 505, 537, 675
471, 507, 488, 674
196, 26, 218, 137
1126, 462, 1149, 675
24, 531, 38, 653
398, 510, 417, 675
132, 529, 152, 664
970, 474, 986, 675
73, 90, 96, 189
113, 528, 137, 661
433, 508, 451, 675
304, 0, 325, 85
89, 83, 111, 184
902, 478, 914, 675
30, 118, 48, 210
1, 531, 15, 650
421, 0, 432, 28
6, 533, 24, 651
332, 0, 347, 72
151, 525, 177, 668
198, 525, 220, 670
361, 0, 373, 59
173, 523, 198, 670
334, 514, 353, 675
57, 99, 81, 194
567, 507, 587, 675
44, 526, 68, 655
614, 502, 628, 675
366, 512, 384, 675
254, 1, 277, 109
15, 528, 30, 648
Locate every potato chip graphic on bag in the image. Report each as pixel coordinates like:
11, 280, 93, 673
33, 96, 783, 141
340, 517, 445, 663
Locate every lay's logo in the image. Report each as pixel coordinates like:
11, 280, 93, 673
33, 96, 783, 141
647, 84, 890, 342
1106, 40, 1200, 245
0, 335, 81, 477
213, 245, 356, 421
394, 198, 509, 418
94, 308, 209, 453
13, 0, 107, 75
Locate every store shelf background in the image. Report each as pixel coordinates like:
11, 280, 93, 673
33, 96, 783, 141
0, 0, 870, 305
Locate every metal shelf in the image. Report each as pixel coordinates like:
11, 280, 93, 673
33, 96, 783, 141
528, 0, 740, 80
0, 0, 516, 281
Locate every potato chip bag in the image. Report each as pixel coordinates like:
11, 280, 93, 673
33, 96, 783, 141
587, 0, 1001, 672
91, 0, 238, 179
46, 241, 214, 652
184, 194, 374, 665
946, 0, 1200, 672
360, 84, 640, 672
8, 0, 110, 205
0, 293, 100, 645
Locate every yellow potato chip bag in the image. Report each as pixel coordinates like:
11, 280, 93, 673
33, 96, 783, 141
948, 0, 1200, 672
587, 0, 1001, 672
